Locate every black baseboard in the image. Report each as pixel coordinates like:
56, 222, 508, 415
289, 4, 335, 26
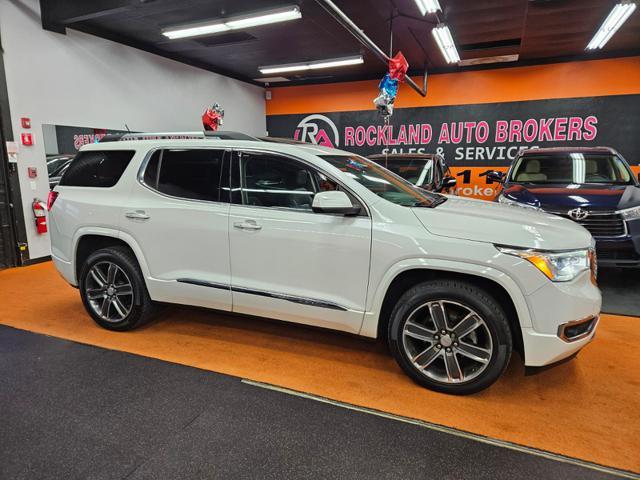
22, 255, 51, 266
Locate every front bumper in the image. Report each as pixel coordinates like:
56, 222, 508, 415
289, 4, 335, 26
521, 318, 598, 366
521, 269, 601, 367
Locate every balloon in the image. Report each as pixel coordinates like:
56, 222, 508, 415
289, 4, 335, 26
202, 103, 224, 131
374, 91, 394, 117
388, 51, 409, 82
379, 73, 399, 98
373, 74, 398, 117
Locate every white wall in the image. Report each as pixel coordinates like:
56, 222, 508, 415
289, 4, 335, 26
1, 0, 266, 260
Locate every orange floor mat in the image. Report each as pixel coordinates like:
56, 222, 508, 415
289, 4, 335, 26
1, 262, 639, 473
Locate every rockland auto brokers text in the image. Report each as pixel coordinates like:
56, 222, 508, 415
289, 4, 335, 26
266, 95, 640, 198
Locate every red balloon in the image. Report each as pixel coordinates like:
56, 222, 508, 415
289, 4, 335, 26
388, 51, 409, 82
202, 104, 224, 131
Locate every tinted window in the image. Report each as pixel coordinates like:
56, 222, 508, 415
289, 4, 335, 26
143, 150, 160, 187
144, 149, 225, 202
238, 153, 316, 210
60, 150, 134, 187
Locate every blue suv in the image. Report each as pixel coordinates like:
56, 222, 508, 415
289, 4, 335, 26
489, 147, 640, 267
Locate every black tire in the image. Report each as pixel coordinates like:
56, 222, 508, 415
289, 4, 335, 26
79, 246, 156, 331
388, 279, 512, 395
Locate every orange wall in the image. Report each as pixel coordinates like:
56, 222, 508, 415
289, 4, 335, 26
266, 57, 640, 116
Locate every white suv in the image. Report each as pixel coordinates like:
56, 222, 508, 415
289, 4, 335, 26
48, 132, 601, 394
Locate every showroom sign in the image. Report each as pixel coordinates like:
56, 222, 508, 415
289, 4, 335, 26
267, 94, 640, 199
54, 125, 130, 153
268, 95, 640, 165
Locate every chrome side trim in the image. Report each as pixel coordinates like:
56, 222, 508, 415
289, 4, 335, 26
557, 315, 599, 343
177, 279, 348, 312
231, 285, 348, 311
177, 278, 231, 290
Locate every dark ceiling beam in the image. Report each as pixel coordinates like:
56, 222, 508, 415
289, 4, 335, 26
39, 0, 137, 34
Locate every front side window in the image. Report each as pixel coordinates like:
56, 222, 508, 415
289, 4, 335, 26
510, 154, 634, 185
60, 150, 135, 187
237, 152, 317, 210
142, 149, 225, 202
321, 154, 444, 207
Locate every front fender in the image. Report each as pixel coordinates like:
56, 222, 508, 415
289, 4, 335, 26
359, 257, 532, 338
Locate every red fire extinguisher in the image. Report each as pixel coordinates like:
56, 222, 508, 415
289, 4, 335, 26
32, 199, 47, 234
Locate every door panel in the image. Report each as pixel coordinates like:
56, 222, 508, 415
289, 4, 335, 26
120, 148, 232, 311
228, 150, 372, 333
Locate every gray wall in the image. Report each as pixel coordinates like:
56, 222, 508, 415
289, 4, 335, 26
0, 0, 266, 260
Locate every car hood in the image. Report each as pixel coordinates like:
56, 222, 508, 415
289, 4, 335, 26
412, 196, 593, 250
503, 183, 640, 211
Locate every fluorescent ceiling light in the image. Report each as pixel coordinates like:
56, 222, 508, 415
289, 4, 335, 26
586, 1, 637, 50
163, 6, 301, 40
259, 55, 363, 75
253, 77, 291, 83
432, 24, 460, 64
163, 23, 229, 40
414, 0, 441, 15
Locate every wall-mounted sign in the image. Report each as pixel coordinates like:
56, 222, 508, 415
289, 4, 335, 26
267, 95, 640, 167
6, 141, 18, 163
53, 125, 130, 153
267, 94, 640, 199
21, 133, 33, 146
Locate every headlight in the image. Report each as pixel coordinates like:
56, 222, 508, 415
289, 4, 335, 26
618, 206, 640, 221
497, 246, 591, 282
497, 194, 540, 211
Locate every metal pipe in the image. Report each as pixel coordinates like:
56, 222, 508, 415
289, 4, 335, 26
314, 0, 428, 97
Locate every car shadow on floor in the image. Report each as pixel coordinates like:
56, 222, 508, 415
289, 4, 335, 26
598, 267, 640, 316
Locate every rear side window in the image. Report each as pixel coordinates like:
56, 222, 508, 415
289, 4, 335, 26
142, 149, 225, 202
60, 150, 135, 187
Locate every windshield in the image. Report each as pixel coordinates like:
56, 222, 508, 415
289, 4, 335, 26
320, 154, 444, 207
371, 157, 433, 187
510, 154, 634, 185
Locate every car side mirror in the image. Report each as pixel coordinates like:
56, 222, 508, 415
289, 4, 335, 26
637, 172, 640, 183
312, 190, 360, 216
442, 176, 457, 189
486, 170, 506, 183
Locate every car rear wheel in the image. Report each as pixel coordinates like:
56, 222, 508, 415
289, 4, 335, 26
388, 279, 512, 395
79, 246, 156, 331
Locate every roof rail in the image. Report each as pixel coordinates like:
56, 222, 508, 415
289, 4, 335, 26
99, 131, 259, 142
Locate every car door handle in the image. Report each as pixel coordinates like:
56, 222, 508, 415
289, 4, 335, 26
233, 220, 262, 231
125, 210, 150, 220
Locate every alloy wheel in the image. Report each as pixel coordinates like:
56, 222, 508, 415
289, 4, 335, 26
401, 300, 493, 384
85, 261, 134, 323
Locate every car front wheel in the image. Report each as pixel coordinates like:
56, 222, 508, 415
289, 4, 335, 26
388, 279, 512, 395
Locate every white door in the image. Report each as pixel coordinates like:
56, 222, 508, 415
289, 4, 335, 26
120, 148, 232, 311
228, 150, 372, 334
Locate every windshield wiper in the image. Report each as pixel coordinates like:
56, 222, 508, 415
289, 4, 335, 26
432, 195, 448, 206
410, 195, 447, 208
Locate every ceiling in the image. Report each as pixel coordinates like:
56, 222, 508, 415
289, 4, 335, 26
39, 0, 640, 86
